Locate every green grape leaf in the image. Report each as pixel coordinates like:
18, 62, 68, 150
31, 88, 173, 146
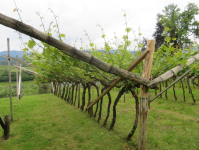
60, 34, 65, 37
28, 39, 36, 49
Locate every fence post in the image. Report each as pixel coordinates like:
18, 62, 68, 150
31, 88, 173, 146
20, 64, 22, 98
51, 82, 54, 93
138, 39, 155, 150
16, 55, 19, 103
7, 38, 13, 122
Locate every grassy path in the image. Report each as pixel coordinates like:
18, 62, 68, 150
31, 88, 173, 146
0, 88, 199, 149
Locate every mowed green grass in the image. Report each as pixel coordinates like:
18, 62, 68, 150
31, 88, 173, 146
0, 81, 35, 87
0, 85, 199, 150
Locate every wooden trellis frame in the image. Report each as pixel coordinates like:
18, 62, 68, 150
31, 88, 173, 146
1, 13, 199, 150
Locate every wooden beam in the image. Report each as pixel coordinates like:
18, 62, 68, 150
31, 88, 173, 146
0, 13, 150, 86
150, 69, 191, 103
148, 53, 199, 88
16, 55, 19, 103
13, 64, 41, 76
138, 39, 155, 150
86, 49, 149, 110
7, 38, 13, 122
2, 54, 38, 68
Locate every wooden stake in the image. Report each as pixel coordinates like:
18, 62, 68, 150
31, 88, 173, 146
16, 55, 19, 103
51, 82, 54, 93
20, 64, 22, 98
138, 40, 155, 150
7, 38, 13, 122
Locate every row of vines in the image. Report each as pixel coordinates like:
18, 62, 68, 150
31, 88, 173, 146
0, 7, 199, 146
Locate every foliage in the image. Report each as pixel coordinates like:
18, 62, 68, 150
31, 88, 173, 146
10, 6, 199, 89
154, 3, 199, 49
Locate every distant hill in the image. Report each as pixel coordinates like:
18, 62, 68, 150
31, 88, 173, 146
0, 50, 26, 58
0, 50, 31, 67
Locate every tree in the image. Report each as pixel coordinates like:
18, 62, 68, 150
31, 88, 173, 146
152, 22, 165, 51
153, 3, 199, 49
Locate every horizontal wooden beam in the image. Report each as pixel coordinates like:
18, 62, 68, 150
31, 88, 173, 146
86, 48, 149, 110
148, 53, 199, 88
0, 13, 149, 86
13, 64, 42, 77
2, 55, 38, 68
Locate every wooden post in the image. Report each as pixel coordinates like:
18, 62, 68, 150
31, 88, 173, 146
138, 39, 155, 150
7, 38, 13, 122
3, 115, 10, 140
51, 82, 54, 93
160, 83, 162, 98
16, 55, 19, 103
88, 101, 93, 117
20, 64, 22, 98
18, 64, 22, 99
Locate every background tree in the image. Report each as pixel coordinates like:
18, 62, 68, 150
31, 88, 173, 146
153, 3, 199, 49
152, 22, 165, 51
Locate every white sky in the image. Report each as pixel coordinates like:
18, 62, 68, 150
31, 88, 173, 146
0, 0, 199, 52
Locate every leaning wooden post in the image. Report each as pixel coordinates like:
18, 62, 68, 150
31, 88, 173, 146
138, 39, 155, 150
16, 55, 19, 103
7, 38, 13, 122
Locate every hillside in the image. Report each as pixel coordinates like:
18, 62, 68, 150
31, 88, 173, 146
0, 50, 27, 58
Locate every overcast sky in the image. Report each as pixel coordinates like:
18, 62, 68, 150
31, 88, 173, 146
0, 0, 199, 52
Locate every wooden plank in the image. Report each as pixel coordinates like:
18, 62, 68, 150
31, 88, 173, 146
13, 64, 41, 76
86, 49, 149, 110
16, 55, 19, 103
2, 54, 38, 68
138, 40, 155, 150
20, 64, 22, 98
18, 69, 21, 99
7, 38, 13, 122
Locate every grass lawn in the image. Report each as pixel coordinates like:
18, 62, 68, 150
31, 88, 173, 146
0, 86, 199, 150
0, 81, 35, 87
